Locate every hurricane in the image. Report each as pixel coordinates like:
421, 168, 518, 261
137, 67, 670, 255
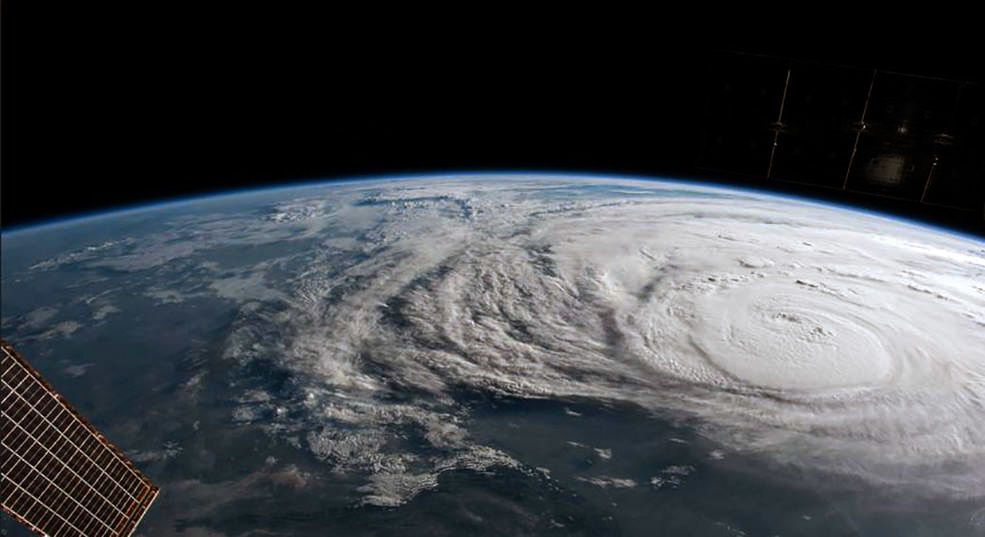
205, 176, 985, 504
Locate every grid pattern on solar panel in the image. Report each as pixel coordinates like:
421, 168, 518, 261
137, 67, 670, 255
1, 342, 158, 537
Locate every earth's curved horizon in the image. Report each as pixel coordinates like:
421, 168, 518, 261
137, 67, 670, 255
3, 174, 984, 536
7, 173, 984, 243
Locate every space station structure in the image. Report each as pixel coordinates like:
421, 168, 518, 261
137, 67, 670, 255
2, 339, 159, 537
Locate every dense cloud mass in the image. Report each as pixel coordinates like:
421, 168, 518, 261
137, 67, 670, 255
10, 176, 985, 508
212, 178, 985, 503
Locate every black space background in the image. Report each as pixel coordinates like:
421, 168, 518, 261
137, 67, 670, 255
2, 7, 983, 234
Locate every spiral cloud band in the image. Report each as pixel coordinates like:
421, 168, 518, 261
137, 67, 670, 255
207, 177, 985, 503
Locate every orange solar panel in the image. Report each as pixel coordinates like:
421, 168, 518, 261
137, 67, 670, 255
1, 340, 159, 537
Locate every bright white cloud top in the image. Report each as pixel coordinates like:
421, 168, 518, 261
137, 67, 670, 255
223, 176, 985, 503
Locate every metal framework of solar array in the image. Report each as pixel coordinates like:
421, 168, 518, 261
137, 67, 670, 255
1, 339, 158, 537
697, 51, 984, 217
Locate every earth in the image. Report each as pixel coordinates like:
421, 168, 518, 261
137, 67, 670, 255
2, 174, 985, 537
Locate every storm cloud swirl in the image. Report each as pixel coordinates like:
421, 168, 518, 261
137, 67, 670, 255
219, 177, 985, 505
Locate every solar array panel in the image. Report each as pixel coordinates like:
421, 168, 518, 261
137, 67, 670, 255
1, 340, 159, 537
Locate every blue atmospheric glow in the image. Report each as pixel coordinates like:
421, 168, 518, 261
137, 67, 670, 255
2, 172, 982, 244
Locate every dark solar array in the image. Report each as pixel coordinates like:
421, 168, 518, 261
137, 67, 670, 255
1, 341, 158, 537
